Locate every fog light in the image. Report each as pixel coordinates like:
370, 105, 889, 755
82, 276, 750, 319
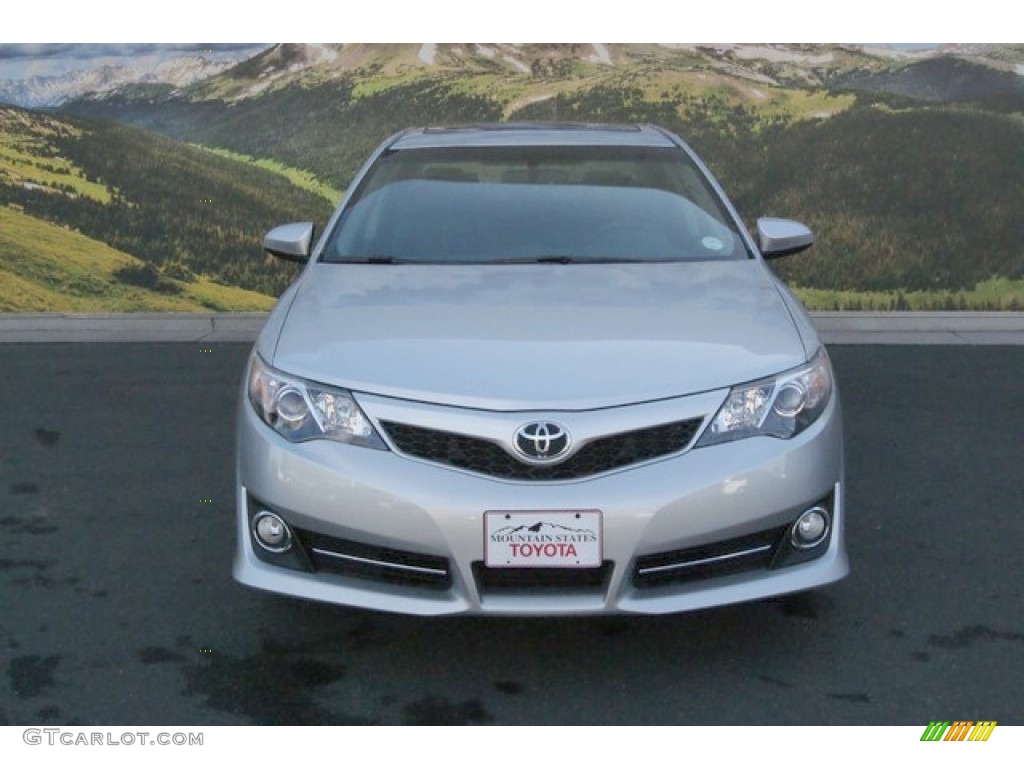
791, 507, 829, 549
252, 510, 292, 553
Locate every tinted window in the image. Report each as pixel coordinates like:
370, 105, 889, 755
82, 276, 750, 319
324, 145, 750, 263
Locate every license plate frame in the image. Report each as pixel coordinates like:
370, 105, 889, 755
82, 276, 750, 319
484, 509, 602, 568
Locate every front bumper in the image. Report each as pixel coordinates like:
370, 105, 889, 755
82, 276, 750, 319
234, 388, 847, 616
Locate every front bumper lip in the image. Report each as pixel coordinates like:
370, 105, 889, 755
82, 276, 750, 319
234, 391, 846, 616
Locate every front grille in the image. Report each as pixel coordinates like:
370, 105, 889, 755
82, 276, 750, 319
295, 528, 451, 590
380, 418, 703, 481
473, 561, 612, 594
633, 526, 787, 589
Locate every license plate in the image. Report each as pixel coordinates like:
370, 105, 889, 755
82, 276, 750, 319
484, 510, 602, 568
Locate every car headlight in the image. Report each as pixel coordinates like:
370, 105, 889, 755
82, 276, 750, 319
247, 354, 386, 449
696, 347, 833, 447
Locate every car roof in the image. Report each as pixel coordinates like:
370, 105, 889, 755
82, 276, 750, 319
389, 123, 679, 150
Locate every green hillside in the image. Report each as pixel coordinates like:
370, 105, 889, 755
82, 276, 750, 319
72, 77, 504, 191
0, 105, 334, 301
190, 144, 343, 203
728, 106, 1024, 293
0, 205, 273, 311
0, 109, 113, 203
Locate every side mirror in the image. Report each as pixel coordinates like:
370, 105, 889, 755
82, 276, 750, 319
756, 217, 814, 259
264, 222, 315, 262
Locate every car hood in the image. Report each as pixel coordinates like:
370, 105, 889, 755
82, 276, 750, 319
268, 261, 808, 411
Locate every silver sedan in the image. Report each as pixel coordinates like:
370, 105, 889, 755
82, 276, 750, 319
234, 123, 847, 615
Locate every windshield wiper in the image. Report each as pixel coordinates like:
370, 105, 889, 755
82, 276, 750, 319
491, 256, 669, 264
535, 256, 581, 264
330, 256, 416, 264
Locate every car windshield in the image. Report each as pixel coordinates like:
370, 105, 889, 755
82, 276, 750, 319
323, 145, 751, 264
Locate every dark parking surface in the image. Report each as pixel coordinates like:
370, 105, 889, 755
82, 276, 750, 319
1, 344, 1022, 725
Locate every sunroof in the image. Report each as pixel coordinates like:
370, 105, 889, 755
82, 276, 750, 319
422, 123, 643, 134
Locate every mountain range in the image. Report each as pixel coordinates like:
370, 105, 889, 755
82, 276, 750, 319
0, 45, 268, 108
3, 44, 1023, 109
1, 43, 1022, 310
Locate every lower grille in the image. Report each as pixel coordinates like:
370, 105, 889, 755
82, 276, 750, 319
295, 528, 451, 590
633, 527, 787, 589
381, 418, 704, 481
473, 561, 612, 594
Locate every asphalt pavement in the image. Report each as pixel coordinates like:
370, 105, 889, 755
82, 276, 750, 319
1, 341, 1022, 725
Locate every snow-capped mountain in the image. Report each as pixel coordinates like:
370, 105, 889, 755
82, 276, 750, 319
0, 50, 261, 108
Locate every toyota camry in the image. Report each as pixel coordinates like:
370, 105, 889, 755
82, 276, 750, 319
234, 123, 847, 615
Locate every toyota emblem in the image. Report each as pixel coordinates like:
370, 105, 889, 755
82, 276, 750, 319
514, 421, 572, 463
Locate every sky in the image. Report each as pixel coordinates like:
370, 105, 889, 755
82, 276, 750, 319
2, 0, 1005, 46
